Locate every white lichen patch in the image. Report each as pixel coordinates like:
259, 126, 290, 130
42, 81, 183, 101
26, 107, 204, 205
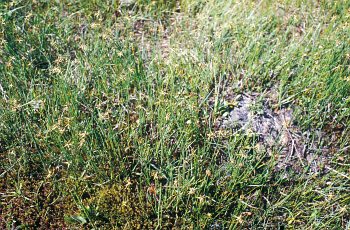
212, 89, 329, 174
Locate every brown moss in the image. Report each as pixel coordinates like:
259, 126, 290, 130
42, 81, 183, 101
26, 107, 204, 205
0, 179, 71, 229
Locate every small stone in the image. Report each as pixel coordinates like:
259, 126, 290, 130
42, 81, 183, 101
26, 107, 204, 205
280, 131, 290, 146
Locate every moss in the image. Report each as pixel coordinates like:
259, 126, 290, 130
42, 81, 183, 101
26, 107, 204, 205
86, 181, 156, 229
0, 179, 71, 229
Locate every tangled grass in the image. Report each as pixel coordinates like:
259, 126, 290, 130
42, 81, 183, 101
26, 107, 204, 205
1, 0, 349, 228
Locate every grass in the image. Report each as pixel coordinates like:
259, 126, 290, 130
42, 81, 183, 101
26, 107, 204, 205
0, 0, 349, 228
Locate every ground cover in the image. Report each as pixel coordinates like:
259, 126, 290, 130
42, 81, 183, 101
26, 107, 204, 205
0, 0, 349, 228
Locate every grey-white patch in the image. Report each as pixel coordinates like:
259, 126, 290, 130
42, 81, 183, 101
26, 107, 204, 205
212, 91, 328, 173
120, 0, 136, 7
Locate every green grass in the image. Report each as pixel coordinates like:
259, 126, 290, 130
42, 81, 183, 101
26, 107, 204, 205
0, 0, 349, 229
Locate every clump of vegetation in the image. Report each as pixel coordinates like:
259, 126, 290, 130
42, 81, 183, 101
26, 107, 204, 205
82, 181, 155, 228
